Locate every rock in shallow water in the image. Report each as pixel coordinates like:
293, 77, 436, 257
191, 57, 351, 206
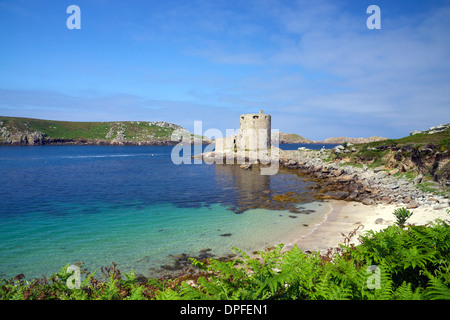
220, 233, 232, 237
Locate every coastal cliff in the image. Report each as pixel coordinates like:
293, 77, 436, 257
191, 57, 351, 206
0, 116, 209, 146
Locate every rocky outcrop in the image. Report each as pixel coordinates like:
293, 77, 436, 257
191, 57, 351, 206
147, 121, 185, 130
278, 149, 449, 208
0, 127, 46, 146
332, 143, 449, 187
410, 123, 450, 136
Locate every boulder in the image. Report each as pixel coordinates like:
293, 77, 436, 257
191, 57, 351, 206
346, 191, 359, 201
407, 201, 419, 209
334, 145, 344, 153
389, 169, 400, 175
375, 171, 388, 179
338, 175, 354, 184
362, 198, 375, 205
332, 191, 350, 200
364, 187, 378, 194
413, 174, 423, 184
321, 167, 331, 173
380, 197, 392, 204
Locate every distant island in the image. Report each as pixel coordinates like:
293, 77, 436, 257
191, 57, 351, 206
0, 116, 205, 146
0, 116, 388, 146
277, 132, 388, 145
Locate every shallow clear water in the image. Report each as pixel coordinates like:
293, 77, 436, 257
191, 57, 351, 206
0, 144, 330, 280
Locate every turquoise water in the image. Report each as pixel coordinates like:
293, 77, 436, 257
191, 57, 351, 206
0, 145, 329, 280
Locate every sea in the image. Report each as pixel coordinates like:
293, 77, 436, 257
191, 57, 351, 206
0, 143, 335, 280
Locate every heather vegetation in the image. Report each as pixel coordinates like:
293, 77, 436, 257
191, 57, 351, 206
1, 210, 449, 300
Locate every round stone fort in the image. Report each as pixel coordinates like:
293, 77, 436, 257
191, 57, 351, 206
237, 110, 271, 151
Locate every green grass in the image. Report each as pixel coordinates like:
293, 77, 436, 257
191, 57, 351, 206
360, 127, 450, 152
353, 148, 389, 168
1, 116, 109, 139
393, 171, 417, 180
416, 181, 448, 197
439, 137, 450, 151
339, 162, 364, 169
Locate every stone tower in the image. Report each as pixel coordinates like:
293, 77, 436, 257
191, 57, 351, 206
214, 110, 271, 153
236, 110, 271, 151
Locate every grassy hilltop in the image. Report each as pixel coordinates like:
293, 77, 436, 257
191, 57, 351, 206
0, 116, 198, 145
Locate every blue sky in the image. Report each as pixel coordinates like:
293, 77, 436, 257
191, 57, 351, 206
0, 0, 449, 140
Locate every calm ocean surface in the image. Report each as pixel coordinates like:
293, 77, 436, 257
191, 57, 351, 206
0, 144, 334, 280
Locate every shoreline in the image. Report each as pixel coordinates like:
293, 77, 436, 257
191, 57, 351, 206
155, 198, 449, 280
190, 147, 449, 264
281, 199, 450, 254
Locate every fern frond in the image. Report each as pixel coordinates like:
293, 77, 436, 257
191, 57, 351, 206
425, 273, 450, 300
359, 264, 394, 300
155, 288, 181, 300
393, 281, 423, 300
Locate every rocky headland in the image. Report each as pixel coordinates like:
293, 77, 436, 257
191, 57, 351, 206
277, 132, 319, 144
0, 116, 210, 146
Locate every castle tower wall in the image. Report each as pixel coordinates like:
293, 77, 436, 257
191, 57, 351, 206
237, 110, 271, 151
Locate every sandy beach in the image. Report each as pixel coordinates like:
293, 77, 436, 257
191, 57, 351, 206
282, 200, 450, 253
